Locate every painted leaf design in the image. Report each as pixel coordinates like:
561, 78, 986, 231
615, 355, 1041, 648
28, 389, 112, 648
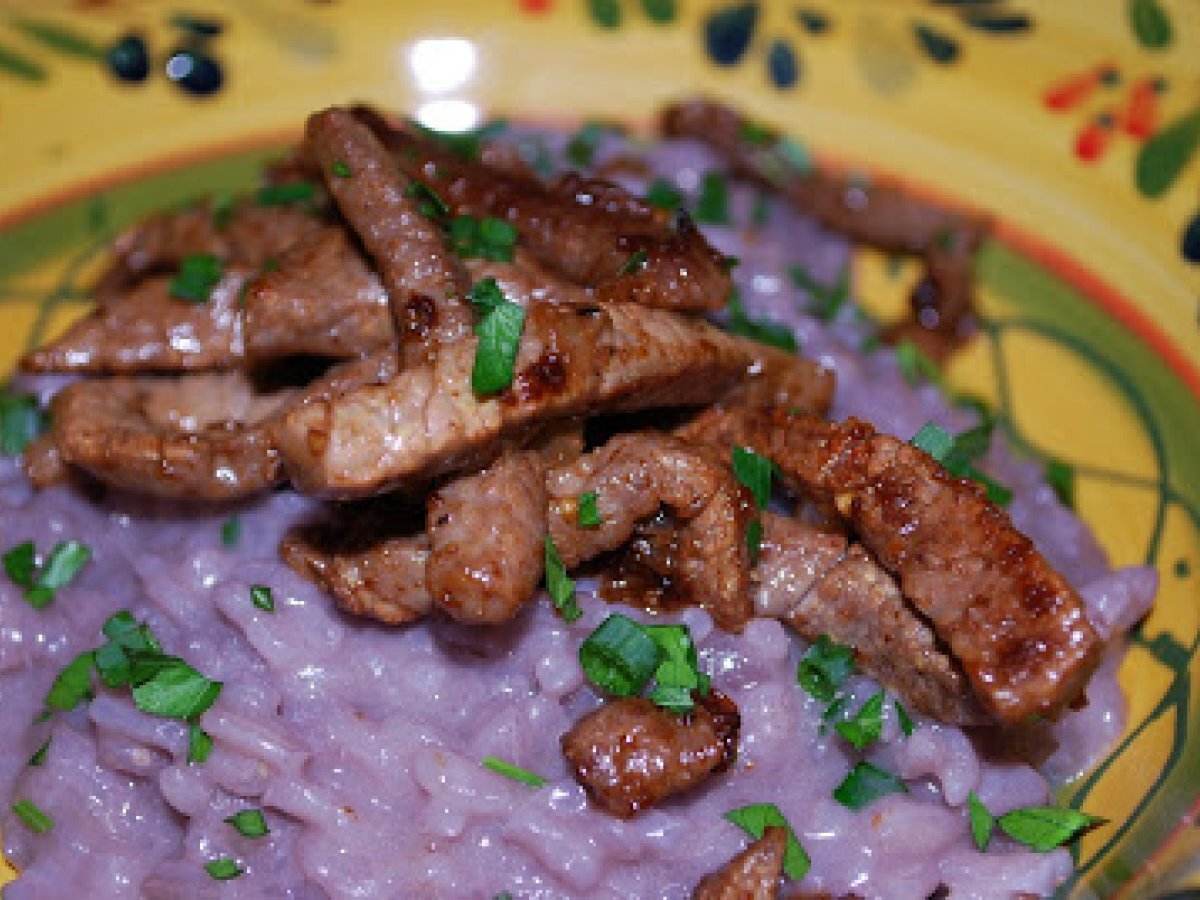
1128, 0, 1173, 49
10, 17, 104, 60
913, 22, 960, 64
1135, 109, 1200, 198
962, 12, 1033, 34
704, 3, 759, 66
588, 0, 622, 28
0, 41, 46, 81
854, 15, 917, 97
640, 0, 676, 24
767, 38, 800, 89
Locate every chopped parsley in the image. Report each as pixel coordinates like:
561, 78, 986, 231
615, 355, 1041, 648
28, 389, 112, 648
833, 761, 908, 810
5, 539, 91, 609
694, 171, 729, 224
577, 491, 603, 527
544, 535, 581, 622
910, 422, 1012, 507
732, 445, 776, 569
11, 799, 53, 834
27, 737, 50, 767
415, 118, 508, 161
895, 700, 916, 737
449, 215, 519, 262
744, 517, 764, 565
481, 756, 547, 788
331, 160, 352, 178
188, 722, 213, 764
250, 584, 275, 612
205, 858, 244, 881
895, 340, 945, 389
723, 803, 810, 880
788, 262, 851, 322
797, 635, 855, 702
643, 622, 711, 713
220, 516, 241, 547
966, 794, 1105, 853
617, 248, 649, 276
224, 808, 269, 838
579, 613, 709, 712
1045, 458, 1075, 509
468, 277, 526, 395
255, 181, 316, 206
169, 253, 223, 303
0, 390, 46, 455
644, 178, 683, 210
967, 792, 994, 851
565, 121, 617, 168
834, 691, 885, 750
404, 180, 449, 219
45, 650, 95, 711
727, 290, 798, 353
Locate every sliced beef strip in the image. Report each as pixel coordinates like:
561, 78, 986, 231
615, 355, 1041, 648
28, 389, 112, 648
547, 432, 755, 632
352, 106, 732, 313
49, 371, 294, 501
561, 691, 739, 818
271, 303, 763, 499
305, 107, 472, 363
281, 500, 431, 626
692, 826, 788, 900
462, 252, 594, 310
713, 408, 1101, 724
426, 449, 548, 624
21, 268, 251, 374
660, 97, 988, 356
751, 512, 847, 620
242, 225, 392, 361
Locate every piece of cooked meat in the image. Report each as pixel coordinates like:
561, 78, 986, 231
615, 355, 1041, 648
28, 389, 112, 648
242, 225, 392, 361
305, 107, 472, 362
352, 106, 733, 313
547, 432, 755, 632
21, 269, 250, 374
271, 303, 764, 499
713, 409, 1101, 724
561, 691, 740, 818
751, 512, 847, 619
660, 97, 988, 355
49, 372, 294, 500
21, 434, 66, 488
462, 252, 594, 310
281, 501, 431, 625
92, 201, 325, 302
692, 826, 788, 900
426, 449, 548, 624
716, 345, 834, 420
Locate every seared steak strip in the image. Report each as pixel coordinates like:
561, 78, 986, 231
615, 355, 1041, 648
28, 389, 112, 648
547, 432, 755, 632
352, 106, 733, 313
49, 372, 294, 500
561, 691, 740, 818
693, 826, 788, 900
660, 97, 988, 355
305, 107, 472, 363
427, 449, 549, 624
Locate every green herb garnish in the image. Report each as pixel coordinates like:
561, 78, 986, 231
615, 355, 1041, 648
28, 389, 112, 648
834, 691, 885, 750
643, 623, 710, 713
740, 120, 775, 147
27, 737, 50, 767
45, 650, 95, 711
220, 516, 241, 548
205, 858, 244, 881
544, 535, 581, 623
256, 181, 316, 206
645, 178, 683, 210
449, 215, 519, 262
997, 805, 1106, 852
723, 803, 810, 880
577, 491, 602, 527
1045, 458, 1075, 509
415, 119, 508, 161
727, 290, 797, 353
11, 799, 53, 834
132, 663, 223, 720
481, 756, 548, 788
895, 700, 916, 737
695, 171, 729, 224
331, 160, 352, 178
910, 422, 1012, 507
565, 121, 615, 168
579, 613, 660, 697
6, 539, 91, 609
169, 253, 223, 303
250, 584, 275, 612
0, 391, 46, 455
404, 180, 449, 219
188, 722, 213, 764
789, 262, 851, 322
968, 791, 994, 851
833, 762, 908, 810
468, 277, 526, 395
732, 446, 776, 509
797, 635, 855, 702
895, 340, 944, 389
224, 808, 269, 838
745, 517, 763, 565
618, 248, 648, 276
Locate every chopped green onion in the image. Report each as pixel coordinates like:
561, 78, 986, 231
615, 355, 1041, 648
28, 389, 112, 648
789, 262, 851, 322
414, 119, 508, 161
481, 756, 547, 788
23, 540, 91, 609
723, 803, 810, 880
169, 253, 223, 304
910, 422, 1012, 507
967, 791, 994, 851
188, 722, 213, 764
797, 635, 855, 702
4, 540, 36, 587
224, 808, 269, 838
1045, 458, 1075, 509
250, 584, 275, 612
751, 192, 771, 228
27, 737, 50, 767
895, 340, 944, 389
11, 799, 53, 834
732, 446, 776, 509
617, 248, 648, 276
544, 535, 581, 622
220, 516, 241, 548
834, 691, 885, 750
468, 277, 526, 395
644, 623, 709, 713
565, 121, 614, 168
45, 650, 94, 711
204, 858, 244, 881
450, 215, 519, 262
256, 181, 316, 206
132, 663, 223, 720
0, 391, 46, 456
579, 613, 661, 697
819, 695, 848, 735
997, 805, 1106, 852
727, 290, 797, 353
577, 492, 602, 527
645, 178, 683, 210
745, 517, 763, 565
895, 700, 915, 737
331, 160, 352, 178
695, 171, 729, 224
833, 761, 908, 810
404, 180, 449, 219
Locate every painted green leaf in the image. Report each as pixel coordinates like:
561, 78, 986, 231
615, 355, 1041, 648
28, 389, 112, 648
962, 12, 1032, 34
1135, 109, 1200, 198
1128, 0, 1173, 49
913, 22, 960, 64
0, 41, 47, 81
641, 0, 676, 23
10, 17, 104, 61
588, 0, 622, 29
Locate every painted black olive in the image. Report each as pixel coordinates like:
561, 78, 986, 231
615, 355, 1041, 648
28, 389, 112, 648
106, 33, 150, 84
165, 48, 224, 96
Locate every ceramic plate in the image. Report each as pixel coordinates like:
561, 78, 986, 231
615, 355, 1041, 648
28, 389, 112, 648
0, 1, 1198, 895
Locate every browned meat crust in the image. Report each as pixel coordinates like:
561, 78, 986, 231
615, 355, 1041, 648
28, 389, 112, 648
243, 226, 392, 361
660, 98, 988, 356
561, 691, 740, 818
281, 501, 431, 625
547, 432, 755, 632
462, 252, 594, 310
352, 106, 733, 314
305, 107, 471, 362
21, 269, 250, 374
21, 434, 66, 488
693, 826, 787, 900
49, 372, 293, 500
427, 449, 548, 624
271, 304, 763, 499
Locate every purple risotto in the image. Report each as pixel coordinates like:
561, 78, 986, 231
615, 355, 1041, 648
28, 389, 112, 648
0, 100, 1157, 898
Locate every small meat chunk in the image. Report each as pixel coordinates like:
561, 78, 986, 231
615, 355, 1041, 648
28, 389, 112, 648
282, 502, 431, 625
693, 826, 788, 900
562, 691, 740, 818
243, 226, 392, 360
22, 269, 250, 374
427, 450, 548, 624
306, 107, 471, 361
49, 372, 293, 500
547, 432, 755, 632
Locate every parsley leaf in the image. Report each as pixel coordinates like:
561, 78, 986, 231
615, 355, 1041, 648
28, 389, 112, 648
834, 691, 886, 750
449, 215, 519, 262
205, 858, 244, 881
23, 540, 91, 609
250, 584, 275, 612
895, 340, 945, 389
482, 756, 547, 788
0, 391, 46, 455
910, 422, 1012, 507
745, 517, 763, 565
895, 700, 916, 737
577, 491, 603, 527
45, 650, 95, 711
169, 253, 223, 303
404, 180, 449, 219
643, 623, 710, 714
27, 737, 50, 767
645, 178, 683, 210
565, 121, 616, 168
11, 799, 53, 834
727, 290, 798, 353
469, 277, 526, 395
788, 262, 851, 322
797, 635, 855, 702
4, 540, 36, 587
132, 663, 223, 720
544, 535, 581, 622
723, 803, 810, 880
967, 792, 994, 851
224, 808, 269, 838
331, 160, 352, 178
695, 171, 729, 224
833, 762, 908, 810
188, 722, 213, 764
220, 516, 241, 547
997, 806, 1106, 852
